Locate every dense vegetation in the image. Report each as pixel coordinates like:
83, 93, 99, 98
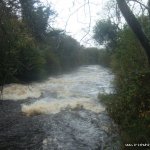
0, 0, 108, 86
0, 0, 80, 84
2, 0, 150, 148
94, 3, 150, 148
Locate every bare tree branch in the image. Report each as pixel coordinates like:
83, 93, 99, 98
80, 0, 91, 42
129, 0, 150, 10
65, 2, 89, 30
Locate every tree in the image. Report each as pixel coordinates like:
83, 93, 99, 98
93, 19, 118, 50
19, 0, 54, 40
0, 0, 20, 85
116, 0, 150, 64
0, 0, 46, 85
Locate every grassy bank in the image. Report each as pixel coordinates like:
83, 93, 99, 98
98, 88, 150, 150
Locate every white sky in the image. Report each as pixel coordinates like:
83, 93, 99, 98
41, 0, 148, 47
41, 0, 108, 47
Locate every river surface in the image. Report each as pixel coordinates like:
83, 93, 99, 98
0, 65, 120, 150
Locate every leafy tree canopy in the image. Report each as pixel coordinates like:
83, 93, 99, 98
93, 19, 118, 49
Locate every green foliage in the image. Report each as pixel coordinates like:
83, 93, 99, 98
56, 35, 81, 69
99, 25, 150, 146
41, 45, 61, 74
81, 47, 111, 67
0, 1, 46, 84
0, 16, 45, 83
97, 49, 111, 67
93, 19, 118, 49
16, 40, 45, 81
44, 33, 82, 71
0, 0, 112, 87
0, 4, 23, 84
112, 27, 149, 88
19, 0, 54, 40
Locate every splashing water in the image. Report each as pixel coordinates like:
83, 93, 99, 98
21, 98, 105, 116
2, 84, 41, 100
21, 65, 114, 115
0, 65, 120, 149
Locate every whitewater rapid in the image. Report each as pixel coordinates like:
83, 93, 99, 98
2, 65, 114, 116
0, 65, 120, 150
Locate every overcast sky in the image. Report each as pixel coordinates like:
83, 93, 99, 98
41, 0, 148, 47
41, 0, 108, 47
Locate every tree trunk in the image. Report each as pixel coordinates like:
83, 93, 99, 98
116, 0, 150, 64
148, 0, 150, 18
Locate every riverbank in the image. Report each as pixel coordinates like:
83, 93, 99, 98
99, 92, 150, 150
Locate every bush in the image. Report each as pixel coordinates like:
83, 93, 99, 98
43, 47, 61, 74
99, 26, 150, 147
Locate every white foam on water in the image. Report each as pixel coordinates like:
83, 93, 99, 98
1, 84, 41, 100
21, 98, 105, 116
2, 65, 113, 118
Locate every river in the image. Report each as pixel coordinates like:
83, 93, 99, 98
0, 65, 120, 150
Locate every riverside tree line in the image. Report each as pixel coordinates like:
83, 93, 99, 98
94, 0, 150, 148
1, 0, 150, 148
0, 0, 110, 86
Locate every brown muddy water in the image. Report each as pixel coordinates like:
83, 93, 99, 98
0, 65, 120, 150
